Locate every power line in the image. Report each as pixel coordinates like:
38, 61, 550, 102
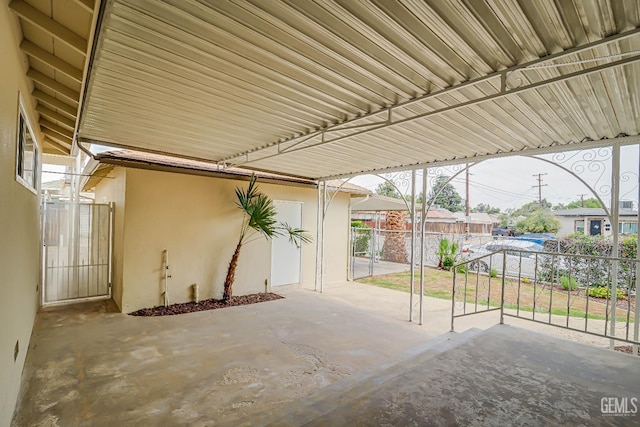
452, 177, 535, 198
471, 185, 537, 203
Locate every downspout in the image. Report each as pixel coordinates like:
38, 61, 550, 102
349, 194, 370, 207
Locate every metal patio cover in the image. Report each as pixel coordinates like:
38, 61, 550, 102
78, 0, 640, 179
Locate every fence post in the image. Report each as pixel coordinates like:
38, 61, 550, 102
451, 269, 457, 332
500, 251, 507, 325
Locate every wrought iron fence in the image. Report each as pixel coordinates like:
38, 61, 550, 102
350, 228, 548, 280
451, 249, 639, 348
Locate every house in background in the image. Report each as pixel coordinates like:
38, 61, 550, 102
554, 207, 638, 237
351, 195, 493, 235
451, 212, 494, 235
351, 194, 459, 231
82, 150, 369, 313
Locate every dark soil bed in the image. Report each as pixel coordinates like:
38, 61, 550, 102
129, 293, 284, 316
614, 345, 640, 356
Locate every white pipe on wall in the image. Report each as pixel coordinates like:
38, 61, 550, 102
193, 283, 199, 303
163, 249, 171, 307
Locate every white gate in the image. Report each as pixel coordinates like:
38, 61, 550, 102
42, 202, 113, 304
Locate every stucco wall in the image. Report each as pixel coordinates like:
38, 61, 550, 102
557, 217, 577, 237
96, 168, 351, 313
0, 3, 42, 425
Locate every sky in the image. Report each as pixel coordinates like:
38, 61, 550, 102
41, 144, 639, 211
41, 164, 66, 183
350, 145, 640, 211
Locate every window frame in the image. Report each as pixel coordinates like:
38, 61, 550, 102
575, 219, 585, 234
15, 93, 40, 194
618, 222, 638, 234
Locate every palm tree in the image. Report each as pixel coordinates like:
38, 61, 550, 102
223, 174, 311, 300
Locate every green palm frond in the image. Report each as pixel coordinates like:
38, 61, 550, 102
247, 193, 278, 239
234, 173, 313, 245
235, 175, 260, 212
279, 222, 313, 248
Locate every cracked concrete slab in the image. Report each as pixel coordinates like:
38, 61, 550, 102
12, 288, 434, 426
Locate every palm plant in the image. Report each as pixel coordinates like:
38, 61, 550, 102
437, 238, 459, 270
223, 175, 311, 300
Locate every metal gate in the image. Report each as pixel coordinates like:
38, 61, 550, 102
42, 202, 113, 304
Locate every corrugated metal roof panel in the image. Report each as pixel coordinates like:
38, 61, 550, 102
79, 0, 640, 178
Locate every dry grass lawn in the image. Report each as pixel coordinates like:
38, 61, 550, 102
358, 268, 635, 322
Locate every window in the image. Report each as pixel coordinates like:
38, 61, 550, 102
16, 95, 40, 192
619, 222, 638, 234
575, 220, 585, 234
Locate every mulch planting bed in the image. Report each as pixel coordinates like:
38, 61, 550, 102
129, 293, 284, 316
614, 346, 640, 356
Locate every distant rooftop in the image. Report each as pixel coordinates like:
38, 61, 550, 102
553, 207, 637, 217
351, 194, 455, 219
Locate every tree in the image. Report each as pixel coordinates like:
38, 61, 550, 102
555, 198, 602, 210
375, 181, 402, 199
223, 175, 311, 300
427, 176, 463, 212
513, 199, 552, 216
472, 203, 501, 214
382, 211, 408, 263
498, 209, 516, 228
515, 209, 560, 233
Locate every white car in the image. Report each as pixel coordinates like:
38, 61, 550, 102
462, 239, 545, 279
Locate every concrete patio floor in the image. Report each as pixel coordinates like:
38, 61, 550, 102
264, 325, 640, 426
12, 286, 438, 426
12, 281, 639, 426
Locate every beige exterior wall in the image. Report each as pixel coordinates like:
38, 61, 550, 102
0, 3, 42, 425
95, 168, 351, 313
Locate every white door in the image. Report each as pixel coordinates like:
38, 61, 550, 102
271, 201, 303, 287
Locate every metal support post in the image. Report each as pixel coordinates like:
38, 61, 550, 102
409, 170, 416, 322
369, 216, 375, 276
500, 255, 507, 325
419, 168, 428, 325
315, 182, 322, 292
634, 147, 640, 355
610, 144, 620, 348
320, 181, 326, 293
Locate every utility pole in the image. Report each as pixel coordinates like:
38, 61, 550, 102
578, 193, 587, 207
532, 173, 548, 208
465, 164, 470, 238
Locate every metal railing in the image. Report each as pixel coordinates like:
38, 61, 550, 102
451, 249, 639, 348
